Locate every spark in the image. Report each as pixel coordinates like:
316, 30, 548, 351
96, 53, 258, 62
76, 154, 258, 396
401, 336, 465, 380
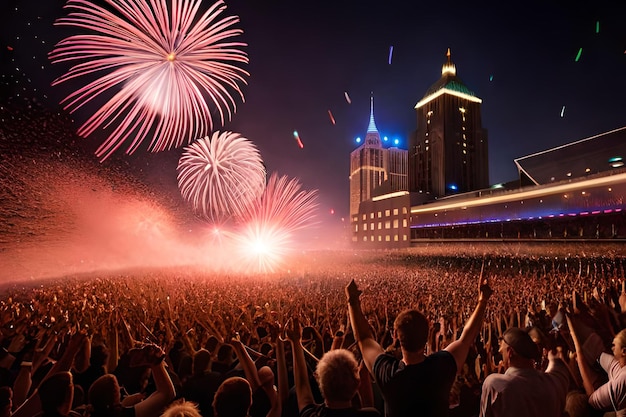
328, 109, 336, 125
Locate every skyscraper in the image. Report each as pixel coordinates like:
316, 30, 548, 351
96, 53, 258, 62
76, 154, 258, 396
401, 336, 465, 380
349, 94, 408, 218
409, 49, 489, 198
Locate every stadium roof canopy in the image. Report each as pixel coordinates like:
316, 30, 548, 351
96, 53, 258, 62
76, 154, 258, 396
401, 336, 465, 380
514, 126, 626, 186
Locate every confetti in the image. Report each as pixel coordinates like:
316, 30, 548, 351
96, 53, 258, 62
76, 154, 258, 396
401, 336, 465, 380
560, 105, 565, 118
596, 21, 600, 34
575, 48, 583, 62
293, 130, 304, 148
489, 74, 493, 81
6, 46, 13, 51
388, 46, 393, 65
327, 109, 336, 125
344, 91, 351, 104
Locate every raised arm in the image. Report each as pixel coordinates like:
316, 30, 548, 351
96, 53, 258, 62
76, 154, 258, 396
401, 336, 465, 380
345, 279, 384, 374
566, 315, 596, 396
134, 345, 176, 417
285, 318, 315, 412
445, 274, 492, 372
230, 334, 262, 392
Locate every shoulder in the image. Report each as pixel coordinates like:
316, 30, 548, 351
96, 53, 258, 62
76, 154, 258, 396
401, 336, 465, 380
373, 353, 400, 374
299, 403, 323, 417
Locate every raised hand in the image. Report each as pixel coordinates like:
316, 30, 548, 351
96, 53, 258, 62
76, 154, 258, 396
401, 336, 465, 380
345, 279, 362, 304
284, 318, 302, 343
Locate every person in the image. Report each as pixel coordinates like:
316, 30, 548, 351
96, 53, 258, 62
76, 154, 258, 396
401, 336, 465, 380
180, 348, 222, 417
345, 272, 492, 417
74, 344, 110, 397
568, 317, 626, 416
212, 377, 253, 417
285, 317, 380, 417
479, 327, 570, 417
35, 371, 82, 417
86, 344, 175, 417
160, 399, 202, 417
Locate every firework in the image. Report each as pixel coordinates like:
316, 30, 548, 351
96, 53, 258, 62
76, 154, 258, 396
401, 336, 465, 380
177, 131, 266, 222
232, 173, 319, 273
49, 0, 249, 160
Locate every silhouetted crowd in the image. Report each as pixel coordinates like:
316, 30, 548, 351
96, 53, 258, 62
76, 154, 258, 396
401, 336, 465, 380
2, 249, 626, 417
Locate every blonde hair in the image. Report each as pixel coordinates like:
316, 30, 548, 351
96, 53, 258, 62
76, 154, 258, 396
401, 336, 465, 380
160, 400, 202, 417
315, 349, 360, 403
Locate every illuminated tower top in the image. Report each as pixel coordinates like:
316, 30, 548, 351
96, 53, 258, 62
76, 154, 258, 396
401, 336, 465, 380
441, 48, 456, 76
367, 93, 378, 133
363, 93, 381, 147
416, 48, 481, 109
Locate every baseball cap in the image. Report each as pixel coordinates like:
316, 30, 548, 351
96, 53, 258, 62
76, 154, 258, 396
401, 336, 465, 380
503, 327, 540, 360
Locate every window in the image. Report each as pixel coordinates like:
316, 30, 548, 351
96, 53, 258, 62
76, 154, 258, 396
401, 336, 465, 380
370, 223, 374, 230
385, 221, 391, 229
385, 209, 390, 217
403, 235, 407, 241
402, 207, 408, 214
378, 222, 382, 230
393, 219, 398, 228
393, 208, 399, 215
377, 211, 382, 218
385, 235, 390, 242
362, 214, 366, 221
403, 219, 407, 227
363, 223, 367, 231
394, 235, 399, 241
370, 213, 374, 219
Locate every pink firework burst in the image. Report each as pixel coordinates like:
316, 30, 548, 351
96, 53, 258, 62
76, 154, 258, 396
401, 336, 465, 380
177, 131, 266, 222
232, 173, 319, 273
49, 0, 249, 160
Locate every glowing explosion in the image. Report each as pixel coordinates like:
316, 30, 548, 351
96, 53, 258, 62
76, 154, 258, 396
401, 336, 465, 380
49, 0, 249, 160
177, 131, 266, 222
231, 173, 319, 273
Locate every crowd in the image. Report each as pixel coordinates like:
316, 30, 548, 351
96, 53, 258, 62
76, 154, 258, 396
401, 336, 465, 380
1, 249, 626, 416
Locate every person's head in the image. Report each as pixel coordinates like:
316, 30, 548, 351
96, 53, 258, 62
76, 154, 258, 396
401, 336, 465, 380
88, 374, 121, 412
258, 366, 275, 388
90, 344, 110, 368
212, 377, 252, 417
499, 327, 540, 367
393, 309, 429, 353
611, 328, 626, 365
216, 344, 235, 364
192, 348, 211, 376
160, 399, 202, 417
564, 390, 591, 417
0, 386, 12, 417
39, 371, 74, 416
314, 349, 360, 404
205, 336, 220, 354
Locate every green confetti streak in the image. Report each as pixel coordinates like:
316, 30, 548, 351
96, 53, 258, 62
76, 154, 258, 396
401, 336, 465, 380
596, 21, 600, 33
575, 48, 583, 62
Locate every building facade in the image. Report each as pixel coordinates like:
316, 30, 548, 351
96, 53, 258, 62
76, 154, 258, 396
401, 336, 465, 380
349, 95, 408, 217
349, 95, 410, 247
409, 49, 489, 198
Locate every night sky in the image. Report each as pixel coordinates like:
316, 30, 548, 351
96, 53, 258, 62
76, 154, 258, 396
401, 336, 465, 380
2, 0, 626, 225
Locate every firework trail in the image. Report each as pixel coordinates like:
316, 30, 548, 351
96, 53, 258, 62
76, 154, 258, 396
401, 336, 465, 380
177, 131, 266, 222
49, 0, 249, 160
232, 173, 319, 273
